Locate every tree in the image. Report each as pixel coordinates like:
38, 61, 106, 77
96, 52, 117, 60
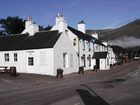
0, 30, 6, 36
43, 25, 52, 30
0, 16, 25, 35
39, 25, 52, 31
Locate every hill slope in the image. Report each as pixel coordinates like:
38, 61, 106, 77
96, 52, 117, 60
87, 19, 140, 48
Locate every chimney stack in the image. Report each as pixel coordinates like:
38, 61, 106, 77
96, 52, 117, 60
56, 13, 67, 32
78, 20, 86, 33
92, 31, 98, 39
22, 16, 39, 36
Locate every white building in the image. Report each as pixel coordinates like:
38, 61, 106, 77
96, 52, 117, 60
51, 13, 115, 70
0, 14, 117, 76
51, 14, 95, 70
92, 52, 110, 70
0, 18, 78, 76
107, 46, 117, 65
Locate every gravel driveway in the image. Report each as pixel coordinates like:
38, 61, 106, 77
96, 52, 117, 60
0, 61, 140, 105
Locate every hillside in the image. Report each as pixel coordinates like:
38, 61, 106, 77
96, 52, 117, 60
86, 19, 140, 48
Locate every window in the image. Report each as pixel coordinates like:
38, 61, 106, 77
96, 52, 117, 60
88, 42, 91, 51
14, 53, 18, 62
100, 46, 102, 52
63, 53, 69, 68
87, 55, 91, 66
73, 38, 77, 46
4, 53, 9, 62
103, 47, 104, 51
28, 57, 34, 66
96, 44, 98, 51
81, 54, 86, 67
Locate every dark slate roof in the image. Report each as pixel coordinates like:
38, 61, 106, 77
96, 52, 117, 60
68, 26, 105, 46
92, 52, 108, 59
68, 26, 92, 41
0, 30, 61, 51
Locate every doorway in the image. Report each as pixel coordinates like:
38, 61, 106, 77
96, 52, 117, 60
96, 59, 100, 69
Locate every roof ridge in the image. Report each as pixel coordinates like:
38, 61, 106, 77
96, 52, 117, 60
35, 30, 58, 34
0, 33, 29, 38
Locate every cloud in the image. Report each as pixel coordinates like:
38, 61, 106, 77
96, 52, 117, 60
108, 37, 140, 48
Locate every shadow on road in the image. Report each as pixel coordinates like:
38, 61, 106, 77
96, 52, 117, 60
76, 84, 110, 105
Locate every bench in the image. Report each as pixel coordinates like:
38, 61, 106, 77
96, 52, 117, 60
0, 66, 9, 73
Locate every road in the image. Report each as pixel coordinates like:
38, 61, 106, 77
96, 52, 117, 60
0, 61, 140, 105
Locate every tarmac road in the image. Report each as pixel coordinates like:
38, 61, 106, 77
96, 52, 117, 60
0, 61, 140, 105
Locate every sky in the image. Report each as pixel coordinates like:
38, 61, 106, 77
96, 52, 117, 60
0, 0, 140, 29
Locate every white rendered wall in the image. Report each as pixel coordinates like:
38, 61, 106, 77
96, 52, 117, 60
67, 30, 79, 52
91, 58, 96, 69
54, 32, 79, 75
0, 48, 55, 75
78, 39, 94, 70
108, 47, 117, 65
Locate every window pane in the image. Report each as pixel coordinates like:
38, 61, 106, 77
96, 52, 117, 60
28, 57, 34, 66
4, 53, 9, 62
14, 53, 18, 62
14, 53, 17, 57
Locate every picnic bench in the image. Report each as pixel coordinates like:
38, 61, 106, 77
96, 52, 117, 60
0, 66, 18, 76
0, 66, 9, 73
